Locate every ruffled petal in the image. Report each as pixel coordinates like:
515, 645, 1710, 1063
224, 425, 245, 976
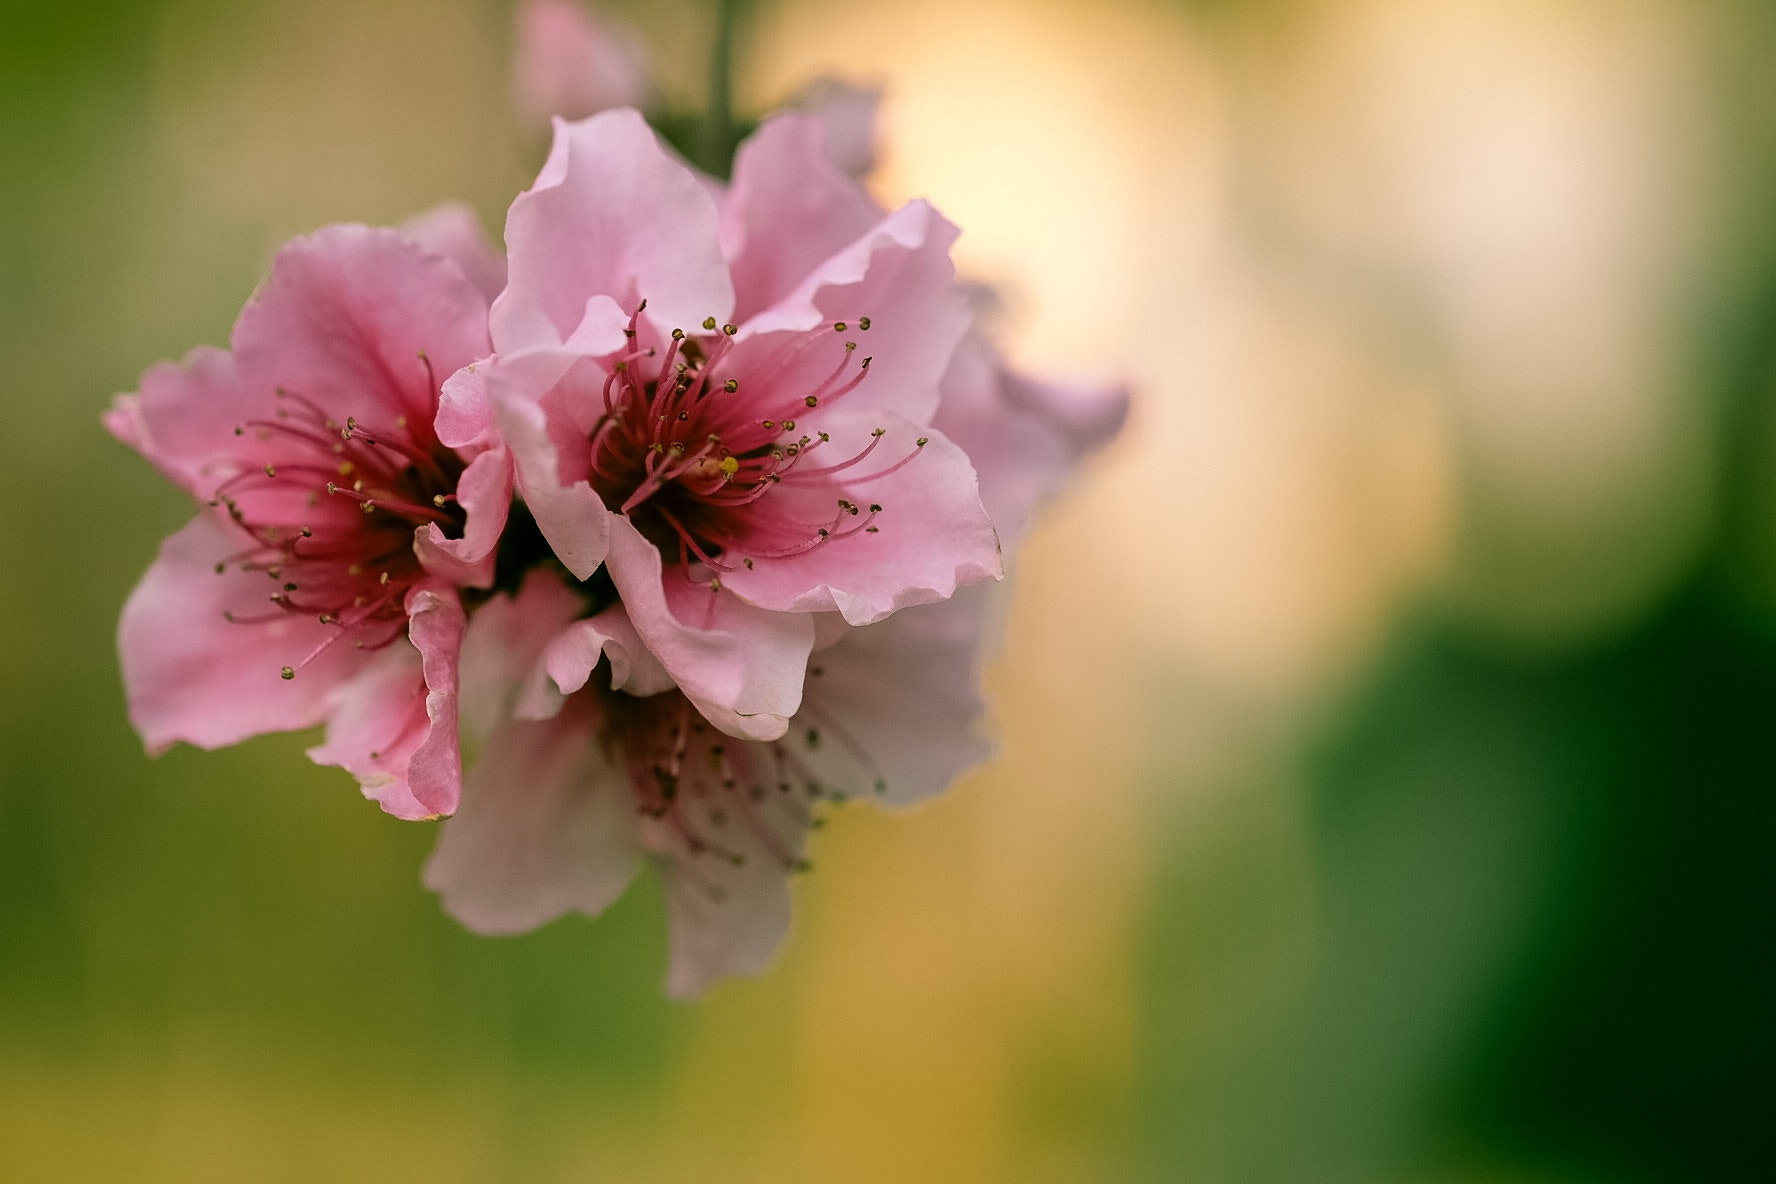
118, 510, 368, 753
721, 112, 882, 322
305, 585, 467, 819
795, 585, 996, 808
646, 791, 805, 998
718, 411, 1001, 624
424, 698, 643, 933
482, 348, 621, 580
931, 333, 1130, 549
544, 604, 676, 699
455, 569, 589, 746
735, 199, 968, 426
495, 108, 732, 351
603, 515, 813, 740
414, 446, 513, 588
232, 225, 491, 437
399, 201, 508, 305
104, 347, 276, 501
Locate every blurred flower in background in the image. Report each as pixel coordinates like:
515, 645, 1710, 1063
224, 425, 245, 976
2, 0, 1771, 1181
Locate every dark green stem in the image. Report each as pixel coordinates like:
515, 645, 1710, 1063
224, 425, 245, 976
697, 0, 741, 178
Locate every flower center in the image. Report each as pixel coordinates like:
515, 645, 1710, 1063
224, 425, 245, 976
596, 663, 890, 891
213, 380, 466, 679
586, 303, 926, 577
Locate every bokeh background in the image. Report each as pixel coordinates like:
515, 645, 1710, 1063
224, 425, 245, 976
3, 0, 1773, 1179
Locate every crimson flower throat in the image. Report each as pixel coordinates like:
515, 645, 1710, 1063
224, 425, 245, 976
588, 302, 926, 575
215, 375, 466, 678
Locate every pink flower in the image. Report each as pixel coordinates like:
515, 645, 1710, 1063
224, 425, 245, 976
424, 567, 999, 996
451, 108, 1003, 743
512, 0, 653, 132
107, 225, 508, 820
425, 293, 1126, 999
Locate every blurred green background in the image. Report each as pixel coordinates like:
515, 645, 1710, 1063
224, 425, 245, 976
2, 0, 1772, 1179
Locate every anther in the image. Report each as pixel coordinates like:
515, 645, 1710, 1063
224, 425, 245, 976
701, 316, 717, 330
263, 464, 277, 477
834, 321, 847, 331
723, 379, 738, 393
280, 666, 295, 680
671, 328, 685, 340
858, 316, 871, 330
723, 323, 737, 336
805, 396, 818, 407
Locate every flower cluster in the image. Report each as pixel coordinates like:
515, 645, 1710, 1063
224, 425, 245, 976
110, 17, 1125, 995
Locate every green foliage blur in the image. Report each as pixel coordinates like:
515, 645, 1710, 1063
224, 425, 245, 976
2, 0, 1773, 1180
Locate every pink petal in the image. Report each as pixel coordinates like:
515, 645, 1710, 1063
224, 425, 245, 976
718, 411, 1002, 625
456, 569, 589, 744
544, 604, 676, 699
306, 585, 468, 819
232, 225, 491, 439
414, 446, 514, 588
425, 698, 643, 933
104, 347, 275, 501
118, 510, 368, 753
931, 333, 1130, 548
512, 0, 653, 130
399, 201, 508, 305
494, 109, 732, 352
645, 791, 805, 998
721, 112, 882, 322
482, 349, 619, 580
795, 586, 995, 808
736, 199, 968, 426
603, 515, 814, 740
